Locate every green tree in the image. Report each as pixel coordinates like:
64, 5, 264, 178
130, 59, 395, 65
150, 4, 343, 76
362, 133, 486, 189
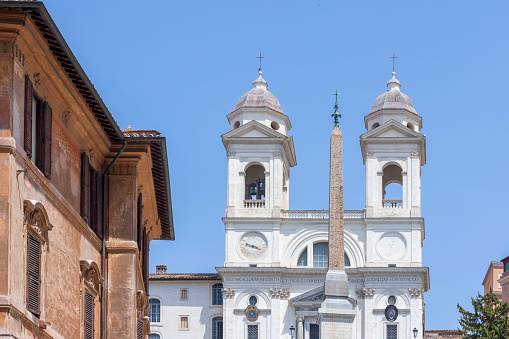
457, 290, 509, 338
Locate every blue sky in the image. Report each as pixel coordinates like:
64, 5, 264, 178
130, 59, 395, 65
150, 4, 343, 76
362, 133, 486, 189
43, 0, 508, 330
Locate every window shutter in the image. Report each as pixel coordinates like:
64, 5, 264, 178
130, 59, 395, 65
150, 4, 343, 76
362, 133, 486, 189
142, 228, 149, 294
24, 75, 33, 158
81, 152, 90, 222
90, 169, 97, 234
96, 174, 103, 239
26, 233, 41, 316
137, 319, 144, 339
84, 289, 95, 339
137, 194, 142, 253
42, 102, 52, 179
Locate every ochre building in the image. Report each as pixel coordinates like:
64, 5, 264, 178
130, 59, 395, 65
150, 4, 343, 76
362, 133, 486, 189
0, 1, 174, 338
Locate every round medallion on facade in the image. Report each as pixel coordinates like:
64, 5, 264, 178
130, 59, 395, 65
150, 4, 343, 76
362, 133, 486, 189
239, 232, 268, 260
377, 232, 407, 261
385, 305, 398, 322
245, 305, 259, 322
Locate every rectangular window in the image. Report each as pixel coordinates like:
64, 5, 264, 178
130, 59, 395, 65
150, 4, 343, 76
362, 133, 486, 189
499, 274, 503, 289
24, 74, 52, 178
247, 325, 258, 339
179, 316, 189, 330
180, 288, 188, 301
310, 324, 319, 339
84, 289, 95, 339
212, 284, 223, 305
149, 299, 161, 323
387, 324, 397, 339
26, 232, 41, 316
81, 152, 102, 238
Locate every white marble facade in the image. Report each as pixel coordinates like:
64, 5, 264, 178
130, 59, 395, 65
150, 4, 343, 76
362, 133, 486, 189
150, 71, 429, 339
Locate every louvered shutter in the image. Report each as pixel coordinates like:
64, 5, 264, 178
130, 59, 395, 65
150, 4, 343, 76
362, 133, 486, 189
142, 229, 149, 294
96, 174, 103, 239
137, 194, 142, 253
90, 170, 97, 234
26, 233, 41, 316
24, 75, 33, 158
84, 289, 95, 339
137, 319, 144, 339
42, 102, 52, 179
81, 153, 90, 222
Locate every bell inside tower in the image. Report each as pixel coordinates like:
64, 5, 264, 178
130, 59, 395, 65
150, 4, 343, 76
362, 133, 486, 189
245, 164, 265, 200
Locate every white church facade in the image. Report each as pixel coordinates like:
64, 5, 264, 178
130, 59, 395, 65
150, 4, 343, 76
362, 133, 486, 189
149, 71, 429, 339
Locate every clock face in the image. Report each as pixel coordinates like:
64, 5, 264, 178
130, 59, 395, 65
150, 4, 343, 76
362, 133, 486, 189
239, 232, 268, 260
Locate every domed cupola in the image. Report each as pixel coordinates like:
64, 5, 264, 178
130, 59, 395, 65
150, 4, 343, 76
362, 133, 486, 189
364, 72, 422, 132
228, 71, 291, 135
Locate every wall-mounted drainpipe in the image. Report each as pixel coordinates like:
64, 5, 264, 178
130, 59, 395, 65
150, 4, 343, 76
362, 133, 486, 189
101, 140, 127, 339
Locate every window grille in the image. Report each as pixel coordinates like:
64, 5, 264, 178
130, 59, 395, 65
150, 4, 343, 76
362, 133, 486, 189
247, 325, 258, 339
313, 242, 328, 268
297, 249, 307, 266
84, 289, 94, 339
26, 232, 41, 316
212, 317, 223, 339
137, 319, 144, 339
149, 299, 160, 322
212, 284, 223, 305
310, 324, 319, 339
387, 324, 397, 339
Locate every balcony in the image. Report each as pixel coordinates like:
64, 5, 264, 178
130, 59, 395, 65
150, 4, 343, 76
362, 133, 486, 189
382, 200, 403, 208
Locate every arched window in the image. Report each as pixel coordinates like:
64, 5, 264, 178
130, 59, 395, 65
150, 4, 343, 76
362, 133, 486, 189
313, 243, 328, 268
382, 164, 403, 207
245, 164, 265, 200
345, 253, 351, 267
372, 122, 380, 130
212, 317, 223, 339
297, 248, 308, 266
149, 299, 160, 322
311, 242, 351, 268
407, 122, 415, 130
212, 284, 223, 305
149, 334, 160, 339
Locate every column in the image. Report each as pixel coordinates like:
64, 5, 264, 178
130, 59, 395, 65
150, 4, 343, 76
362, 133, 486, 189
297, 316, 304, 339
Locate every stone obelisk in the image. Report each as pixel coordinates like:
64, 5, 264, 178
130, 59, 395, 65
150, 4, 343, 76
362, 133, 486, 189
319, 94, 355, 339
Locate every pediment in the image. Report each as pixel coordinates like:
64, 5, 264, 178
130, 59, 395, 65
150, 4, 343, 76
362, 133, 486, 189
361, 120, 422, 140
222, 120, 285, 139
290, 286, 324, 304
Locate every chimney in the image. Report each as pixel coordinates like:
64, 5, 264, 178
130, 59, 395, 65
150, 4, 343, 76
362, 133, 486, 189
156, 265, 167, 274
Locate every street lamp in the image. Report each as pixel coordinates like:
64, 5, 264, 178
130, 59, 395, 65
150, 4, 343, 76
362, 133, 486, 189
289, 325, 295, 339
413, 328, 418, 338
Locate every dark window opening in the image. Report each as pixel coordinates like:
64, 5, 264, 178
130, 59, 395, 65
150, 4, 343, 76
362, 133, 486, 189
245, 165, 265, 200
212, 284, 223, 305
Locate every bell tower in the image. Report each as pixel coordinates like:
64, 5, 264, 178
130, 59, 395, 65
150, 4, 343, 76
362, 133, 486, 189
221, 71, 296, 218
360, 72, 426, 218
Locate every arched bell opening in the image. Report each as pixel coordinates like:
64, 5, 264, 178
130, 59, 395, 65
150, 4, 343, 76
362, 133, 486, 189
371, 122, 380, 130
382, 164, 403, 208
407, 122, 415, 131
245, 164, 266, 200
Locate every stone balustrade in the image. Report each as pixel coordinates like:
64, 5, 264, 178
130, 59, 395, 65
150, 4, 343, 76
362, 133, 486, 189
243, 200, 265, 208
382, 199, 403, 208
281, 210, 365, 219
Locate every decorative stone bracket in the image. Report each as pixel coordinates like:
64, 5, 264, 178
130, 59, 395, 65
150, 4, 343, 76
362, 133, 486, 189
356, 288, 375, 298
222, 288, 236, 298
409, 288, 423, 298
269, 288, 290, 299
